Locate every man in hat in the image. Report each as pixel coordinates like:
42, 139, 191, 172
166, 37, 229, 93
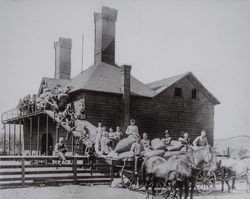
162, 130, 172, 146
125, 119, 139, 138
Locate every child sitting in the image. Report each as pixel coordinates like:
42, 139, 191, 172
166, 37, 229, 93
82, 133, 93, 156
130, 136, 143, 182
114, 126, 122, 144
162, 130, 172, 146
108, 128, 116, 150
141, 132, 152, 153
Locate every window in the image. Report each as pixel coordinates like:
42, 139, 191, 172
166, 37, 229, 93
192, 89, 198, 99
174, 87, 182, 97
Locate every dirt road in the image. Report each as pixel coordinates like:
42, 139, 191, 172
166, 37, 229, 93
0, 184, 249, 199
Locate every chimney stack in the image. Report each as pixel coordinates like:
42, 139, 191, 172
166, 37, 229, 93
121, 65, 131, 130
54, 37, 72, 80
94, 7, 117, 65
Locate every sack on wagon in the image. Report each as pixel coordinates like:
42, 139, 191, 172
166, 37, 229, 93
106, 150, 119, 159
166, 140, 182, 151
117, 151, 134, 160
144, 150, 165, 158
164, 151, 186, 160
115, 137, 136, 154
151, 138, 166, 150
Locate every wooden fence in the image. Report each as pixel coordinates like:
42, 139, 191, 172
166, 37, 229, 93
0, 155, 114, 189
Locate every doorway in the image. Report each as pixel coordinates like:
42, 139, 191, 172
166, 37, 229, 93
41, 133, 53, 155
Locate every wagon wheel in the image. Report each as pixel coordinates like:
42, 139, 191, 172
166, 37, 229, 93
148, 178, 172, 196
121, 167, 144, 190
195, 170, 216, 194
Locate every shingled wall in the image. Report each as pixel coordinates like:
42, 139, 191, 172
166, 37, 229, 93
131, 77, 214, 145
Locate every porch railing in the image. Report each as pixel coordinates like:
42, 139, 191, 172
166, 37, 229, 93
1, 103, 41, 123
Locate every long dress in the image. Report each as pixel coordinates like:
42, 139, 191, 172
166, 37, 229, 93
94, 127, 102, 153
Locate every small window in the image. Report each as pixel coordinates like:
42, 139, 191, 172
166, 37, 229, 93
174, 87, 182, 97
192, 89, 198, 99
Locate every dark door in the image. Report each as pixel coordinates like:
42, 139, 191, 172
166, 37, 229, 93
41, 133, 53, 155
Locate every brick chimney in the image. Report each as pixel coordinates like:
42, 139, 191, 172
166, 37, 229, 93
54, 37, 72, 79
121, 65, 131, 130
94, 7, 117, 65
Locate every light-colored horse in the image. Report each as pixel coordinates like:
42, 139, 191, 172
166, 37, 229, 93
217, 158, 249, 192
142, 146, 217, 199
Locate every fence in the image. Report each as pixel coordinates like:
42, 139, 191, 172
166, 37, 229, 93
0, 155, 114, 189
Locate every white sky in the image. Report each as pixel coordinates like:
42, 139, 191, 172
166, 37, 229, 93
0, 0, 249, 139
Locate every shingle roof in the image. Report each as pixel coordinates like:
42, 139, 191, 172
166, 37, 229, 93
70, 62, 156, 97
38, 77, 72, 95
147, 72, 220, 105
38, 66, 219, 105
39, 62, 156, 97
147, 73, 188, 93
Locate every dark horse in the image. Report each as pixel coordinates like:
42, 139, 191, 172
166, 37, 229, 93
142, 146, 217, 199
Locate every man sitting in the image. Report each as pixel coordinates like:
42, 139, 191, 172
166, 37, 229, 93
193, 130, 209, 147
178, 131, 192, 151
55, 137, 68, 165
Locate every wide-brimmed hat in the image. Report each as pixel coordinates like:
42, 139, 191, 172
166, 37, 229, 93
163, 130, 169, 134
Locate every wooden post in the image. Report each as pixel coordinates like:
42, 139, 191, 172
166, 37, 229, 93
46, 115, 49, 156
13, 123, 16, 155
37, 116, 40, 155
110, 159, 114, 182
29, 118, 32, 156
21, 158, 25, 187
55, 124, 59, 144
19, 121, 22, 155
8, 124, 11, 156
3, 124, 6, 154
71, 136, 74, 155
73, 157, 77, 184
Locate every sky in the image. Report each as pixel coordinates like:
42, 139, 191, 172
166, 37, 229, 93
0, 0, 249, 139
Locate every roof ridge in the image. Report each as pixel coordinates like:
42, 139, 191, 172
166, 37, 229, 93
147, 72, 189, 86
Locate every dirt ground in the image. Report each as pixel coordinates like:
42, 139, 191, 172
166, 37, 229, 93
0, 183, 250, 199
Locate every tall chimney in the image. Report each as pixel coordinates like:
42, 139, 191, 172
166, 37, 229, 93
121, 65, 131, 130
54, 37, 72, 79
94, 7, 117, 65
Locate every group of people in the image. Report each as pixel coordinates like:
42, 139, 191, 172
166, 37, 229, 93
95, 123, 123, 155
17, 94, 37, 115
54, 118, 210, 165
17, 83, 73, 118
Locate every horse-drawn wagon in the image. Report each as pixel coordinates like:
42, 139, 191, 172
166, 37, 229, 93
101, 146, 218, 199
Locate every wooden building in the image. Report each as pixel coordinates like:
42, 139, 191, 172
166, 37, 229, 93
1, 7, 220, 156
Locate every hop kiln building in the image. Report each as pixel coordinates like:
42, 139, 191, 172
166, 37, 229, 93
1, 7, 220, 156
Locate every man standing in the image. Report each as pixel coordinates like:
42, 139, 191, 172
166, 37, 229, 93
125, 119, 139, 138
193, 130, 209, 147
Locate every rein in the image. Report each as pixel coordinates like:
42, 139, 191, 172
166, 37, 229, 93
220, 169, 248, 181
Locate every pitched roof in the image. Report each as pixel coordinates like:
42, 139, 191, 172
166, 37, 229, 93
38, 66, 219, 105
147, 72, 220, 105
70, 62, 156, 97
147, 73, 188, 93
38, 77, 72, 95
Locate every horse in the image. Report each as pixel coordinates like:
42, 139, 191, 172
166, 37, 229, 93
216, 158, 249, 192
142, 146, 217, 199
